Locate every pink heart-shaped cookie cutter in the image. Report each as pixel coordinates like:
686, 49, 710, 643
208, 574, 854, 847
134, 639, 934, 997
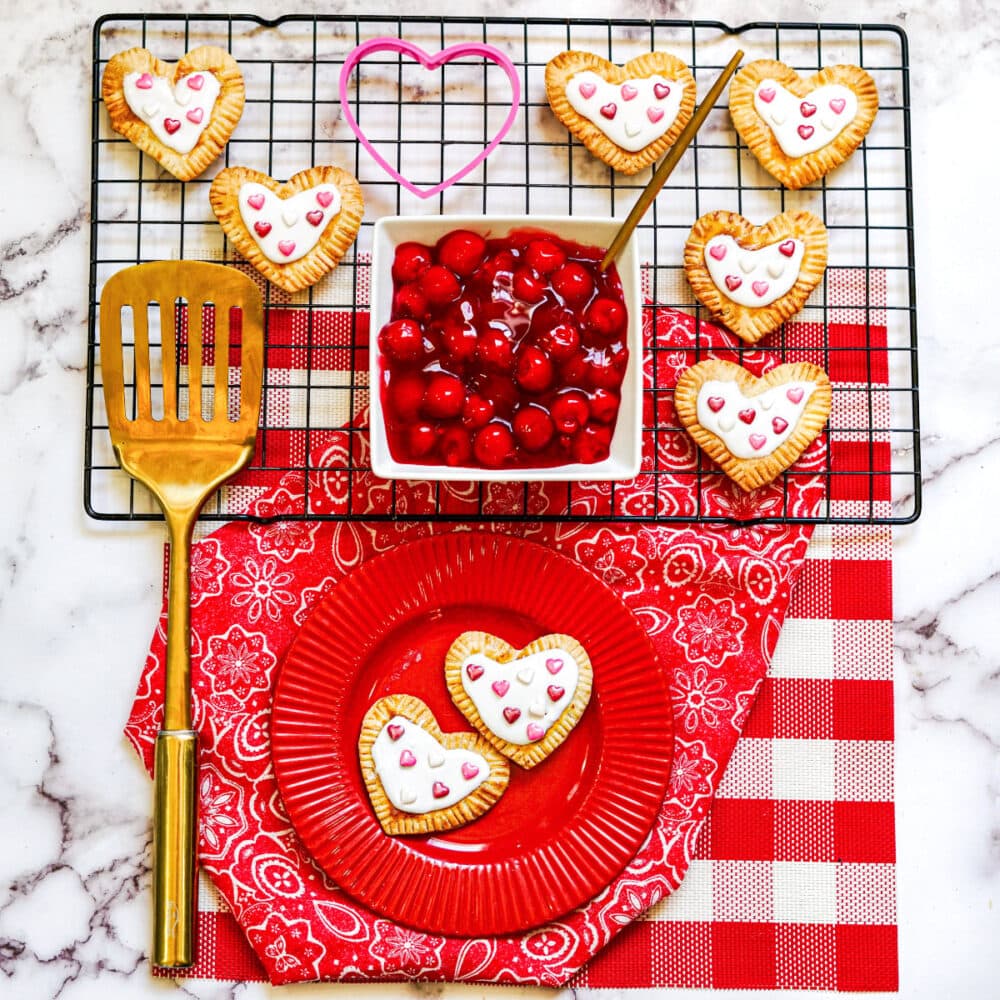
338, 37, 521, 200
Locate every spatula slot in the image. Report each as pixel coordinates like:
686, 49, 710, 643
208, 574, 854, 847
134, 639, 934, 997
147, 301, 166, 421
225, 305, 244, 423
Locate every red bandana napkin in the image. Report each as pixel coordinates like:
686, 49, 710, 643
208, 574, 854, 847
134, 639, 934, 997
126, 308, 826, 984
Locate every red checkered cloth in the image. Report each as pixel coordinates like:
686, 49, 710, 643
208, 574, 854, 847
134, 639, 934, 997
125, 295, 896, 989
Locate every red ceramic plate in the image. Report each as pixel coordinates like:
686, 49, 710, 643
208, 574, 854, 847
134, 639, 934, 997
271, 533, 672, 937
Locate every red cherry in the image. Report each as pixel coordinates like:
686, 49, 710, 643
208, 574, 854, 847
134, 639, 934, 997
438, 425, 473, 466
437, 230, 487, 277
387, 371, 426, 420
550, 391, 590, 434
393, 284, 428, 320
475, 374, 519, 419
513, 405, 555, 452
419, 265, 461, 306
559, 350, 589, 385
473, 423, 515, 468
536, 321, 579, 361
525, 239, 566, 275
392, 242, 433, 283
409, 422, 438, 457
512, 267, 547, 304
586, 349, 625, 389
515, 345, 554, 393
585, 296, 627, 339
423, 372, 465, 419
378, 318, 424, 363
462, 393, 495, 429
551, 262, 594, 305
589, 387, 620, 424
439, 320, 478, 363
571, 423, 612, 463
481, 250, 516, 283
476, 325, 515, 372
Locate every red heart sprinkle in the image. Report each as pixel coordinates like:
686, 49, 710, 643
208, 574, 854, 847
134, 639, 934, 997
278, 240, 296, 257
163, 118, 181, 135
749, 433, 768, 450
399, 750, 417, 767
600, 102, 617, 120
491, 679, 510, 697
135, 73, 154, 90
724, 275, 742, 291
772, 416, 789, 434
306, 210, 324, 227
526, 723, 545, 741
621, 84, 638, 100
545, 657, 563, 675
752, 280, 770, 297
757, 86, 776, 103
253, 221, 272, 237
186, 107, 204, 124
707, 396, 725, 413
503, 706, 521, 724
316, 190, 334, 208
247, 193, 266, 210
432, 781, 449, 798
709, 244, 727, 261
547, 685, 565, 701
798, 124, 815, 140
829, 97, 847, 114
387, 723, 404, 741
187, 74, 205, 91
461, 763, 480, 780
778, 239, 796, 257
739, 408, 756, 425
466, 663, 485, 681
787, 386, 804, 403
646, 106, 665, 123
578, 81, 597, 99
800, 101, 817, 117
653, 82, 671, 99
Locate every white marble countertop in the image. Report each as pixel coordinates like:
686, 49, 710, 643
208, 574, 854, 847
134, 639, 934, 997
1, 0, 997, 998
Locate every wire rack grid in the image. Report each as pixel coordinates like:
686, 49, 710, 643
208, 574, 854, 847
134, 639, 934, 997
86, 14, 920, 525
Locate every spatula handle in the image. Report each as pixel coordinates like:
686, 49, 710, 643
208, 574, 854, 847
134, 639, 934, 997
153, 729, 198, 967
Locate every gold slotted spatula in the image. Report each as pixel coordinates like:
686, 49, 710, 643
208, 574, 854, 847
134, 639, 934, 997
100, 261, 264, 968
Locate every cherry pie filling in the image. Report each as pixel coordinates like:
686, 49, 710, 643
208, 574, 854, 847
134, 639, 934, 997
377, 229, 629, 469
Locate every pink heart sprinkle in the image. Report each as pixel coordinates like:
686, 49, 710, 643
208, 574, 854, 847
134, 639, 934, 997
621, 83, 638, 100
829, 97, 847, 114
800, 101, 817, 117
798, 124, 815, 140
186, 107, 204, 124
646, 106, 665, 123
772, 416, 789, 434
163, 118, 181, 135
752, 280, 770, 297
547, 685, 565, 702
578, 81, 597, 99
600, 102, 617, 120
778, 239, 796, 257
306, 210, 324, 227
387, 723, 404, 741
466, 663, 485, 681
739, 408, 756, 425
253, 221, 272, 237
707, 396, 725, 413
757, 86, 776, 103
526, 723, 545, 742
545, 658, 563, 675
709, 243, 727, 261
491, 679, 510, 697
432, 781, 449, 799
399, 750, 417, 767
503, 706, 521, 724
749, 433, 768, 451
316, 190, 334, 208
247, 193, 266, 210
461, 762, 480, 780
725, 274, 742, 291
278, 240, 296, 257
653, 82, 671, 99
135, 73, 154, 90
787, 386, 804, 403
187, 74, 205, 91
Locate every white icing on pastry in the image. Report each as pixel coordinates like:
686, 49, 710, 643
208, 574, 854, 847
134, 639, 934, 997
703, 235, 805, 307
696, 379, 816, 459
753, 80, 858, 158
123, 71, 221, 155
238, 183, 341, 264
370, 716, 489, 814
566, 71, 685, 152
461, 649, 579, 745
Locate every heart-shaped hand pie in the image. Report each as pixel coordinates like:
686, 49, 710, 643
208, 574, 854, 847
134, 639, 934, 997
358, 694, 509, 835
545, 51, 696, 174
101, 46, 245, 181
209, 165, 364, 293
446, 632, 593, 769
729, 59, 878, 189
684, 209, 828, 344
674, 359, 832, 491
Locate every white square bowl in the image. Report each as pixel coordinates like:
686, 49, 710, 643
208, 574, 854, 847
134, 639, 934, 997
369, 215, 642, 481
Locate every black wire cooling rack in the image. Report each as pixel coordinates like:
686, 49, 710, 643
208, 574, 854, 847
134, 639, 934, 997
86, 14, 920, 525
